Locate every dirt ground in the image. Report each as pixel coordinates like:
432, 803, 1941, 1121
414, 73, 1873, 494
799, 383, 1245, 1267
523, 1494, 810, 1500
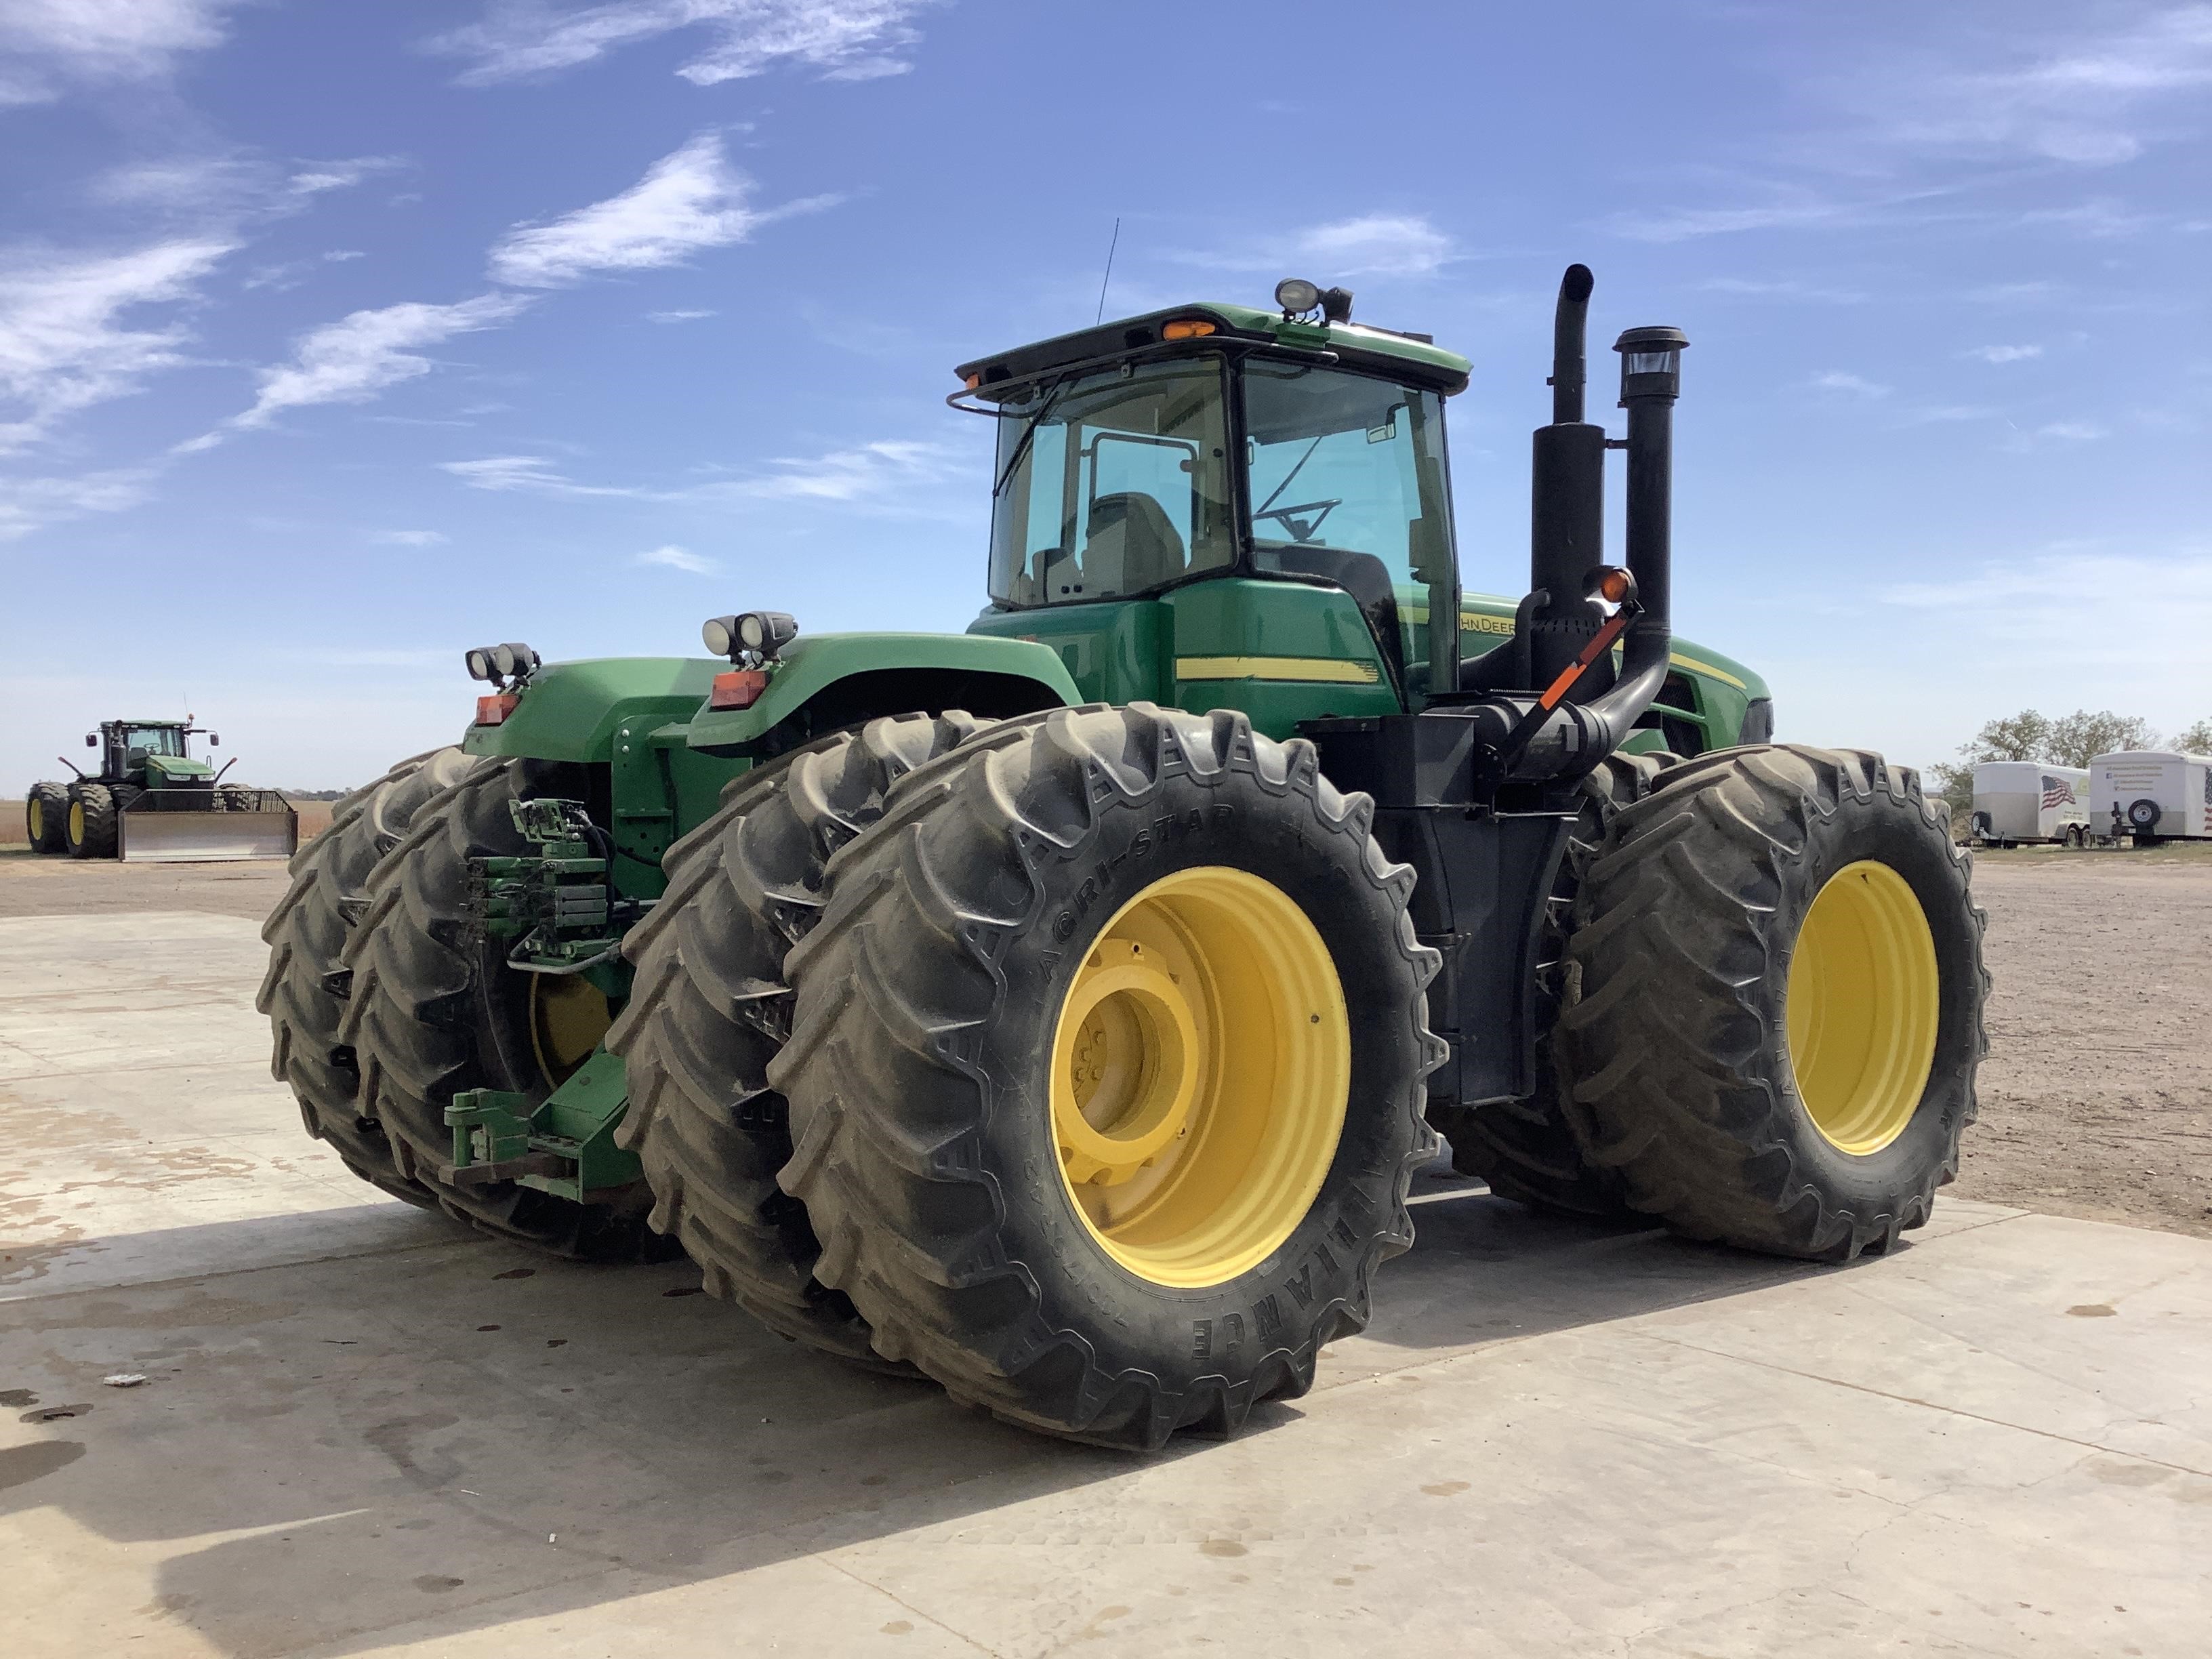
1, 829, 2205, 1240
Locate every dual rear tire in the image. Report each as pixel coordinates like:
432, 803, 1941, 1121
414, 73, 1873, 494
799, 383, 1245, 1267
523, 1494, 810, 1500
613, 705, 1443, 1447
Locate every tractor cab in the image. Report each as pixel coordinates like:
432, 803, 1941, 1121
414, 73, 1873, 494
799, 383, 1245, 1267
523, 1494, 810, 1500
94, 720, 214, 788
961, 294, 1468, 712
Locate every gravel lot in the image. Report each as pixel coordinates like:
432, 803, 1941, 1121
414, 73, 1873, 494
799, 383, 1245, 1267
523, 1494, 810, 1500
3, 832, 2205, 1239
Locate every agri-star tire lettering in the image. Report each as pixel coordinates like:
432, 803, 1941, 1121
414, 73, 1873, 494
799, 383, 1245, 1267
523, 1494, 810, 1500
339, 756, 664, 1260
1431, 749, 1675, 1217
1557, 745, 1988, 1260
609, 713, 994, 1365
771, 704, 1442, 1449
258, 747, 474, 1208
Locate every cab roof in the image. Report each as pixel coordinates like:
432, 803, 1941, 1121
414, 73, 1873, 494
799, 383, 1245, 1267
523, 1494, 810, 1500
956, 303, 1472, 399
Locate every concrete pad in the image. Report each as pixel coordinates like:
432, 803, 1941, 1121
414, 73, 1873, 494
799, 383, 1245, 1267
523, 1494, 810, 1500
2, 912, 2207, 1658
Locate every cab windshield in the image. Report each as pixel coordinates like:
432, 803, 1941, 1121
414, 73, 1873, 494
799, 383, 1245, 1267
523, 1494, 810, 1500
120, 726, 184, 756
1242, 360, 1457, 699
988, 357, 1235, 606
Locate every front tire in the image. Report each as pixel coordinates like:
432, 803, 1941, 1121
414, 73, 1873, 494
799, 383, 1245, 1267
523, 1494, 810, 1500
340, 757, 665, 1260
1557, 745, 1988, 1261
66, 783, 118, 858
258, 749, 474, 1208
609, 713, 993, 1366
773, 704, 1443, 1448
25, 783, 68, 853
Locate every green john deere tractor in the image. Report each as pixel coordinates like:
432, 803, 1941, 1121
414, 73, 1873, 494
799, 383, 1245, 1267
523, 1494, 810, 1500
263, 266, 1986, 1447
26, 718, 296, 861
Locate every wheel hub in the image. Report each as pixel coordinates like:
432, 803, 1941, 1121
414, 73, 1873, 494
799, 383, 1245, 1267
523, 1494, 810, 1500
1048, 865, 1351, 1288
1786, 859, 1940, 1156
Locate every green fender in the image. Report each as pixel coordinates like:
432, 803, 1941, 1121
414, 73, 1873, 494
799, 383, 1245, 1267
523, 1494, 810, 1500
462, 657, 725, 762
683, 631, 1080, 754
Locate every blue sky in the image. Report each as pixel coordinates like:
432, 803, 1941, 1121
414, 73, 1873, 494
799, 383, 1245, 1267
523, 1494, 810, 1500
3, 0, 2208, 791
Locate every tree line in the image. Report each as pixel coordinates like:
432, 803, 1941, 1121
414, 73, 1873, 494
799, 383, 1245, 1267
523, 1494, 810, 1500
1929, 709, 2212, 819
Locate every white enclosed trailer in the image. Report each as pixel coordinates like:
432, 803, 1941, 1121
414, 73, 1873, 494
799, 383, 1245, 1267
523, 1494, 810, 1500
2090, 750, 2212, 842
1970, 762, 2091, 845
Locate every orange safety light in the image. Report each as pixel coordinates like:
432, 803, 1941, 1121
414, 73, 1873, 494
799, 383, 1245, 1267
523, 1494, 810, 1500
964, 373, 981, 389
1162, 319, 1218, 341
474, 693, 520, 726
710, 669, 771, 710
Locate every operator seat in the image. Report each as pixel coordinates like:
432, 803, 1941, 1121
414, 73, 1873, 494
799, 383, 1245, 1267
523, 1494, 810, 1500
1085, 493, 1186, 594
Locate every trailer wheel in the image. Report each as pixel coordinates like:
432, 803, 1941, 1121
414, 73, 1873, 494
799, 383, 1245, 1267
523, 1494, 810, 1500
257, 748, 475, 1208
1430, 749, 1677, 1217
773, 704, 1442, 1448
1558, 745, 1988, 1260
24, 783, 68, 854
340, 757, 669, 1261
65, 783, 119, 859
218, 784, 255, 812
609, 712, 996, 1367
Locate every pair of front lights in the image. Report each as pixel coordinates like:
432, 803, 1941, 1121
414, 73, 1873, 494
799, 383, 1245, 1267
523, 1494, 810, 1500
702, 611, 797, 661
464, 642, 539, 682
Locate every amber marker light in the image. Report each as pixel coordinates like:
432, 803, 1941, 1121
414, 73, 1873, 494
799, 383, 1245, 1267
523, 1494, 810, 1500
1162, 319, 1218, 340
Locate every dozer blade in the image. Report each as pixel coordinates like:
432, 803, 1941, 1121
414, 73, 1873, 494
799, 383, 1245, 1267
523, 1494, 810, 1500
119, 809, 298, 863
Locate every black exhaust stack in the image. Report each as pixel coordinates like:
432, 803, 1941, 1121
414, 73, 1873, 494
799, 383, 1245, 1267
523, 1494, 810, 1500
1528, 264, 1607, 690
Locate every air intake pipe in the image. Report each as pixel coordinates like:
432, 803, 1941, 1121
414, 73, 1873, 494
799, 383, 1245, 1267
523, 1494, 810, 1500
1466, 274, 1686, 785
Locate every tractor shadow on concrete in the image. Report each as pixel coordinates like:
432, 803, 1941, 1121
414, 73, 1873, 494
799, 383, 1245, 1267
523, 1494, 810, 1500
0, 1163, 1900, 1658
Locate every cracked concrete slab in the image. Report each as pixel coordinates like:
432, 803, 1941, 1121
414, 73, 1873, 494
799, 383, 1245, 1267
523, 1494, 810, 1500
1, 912, 2206, 1657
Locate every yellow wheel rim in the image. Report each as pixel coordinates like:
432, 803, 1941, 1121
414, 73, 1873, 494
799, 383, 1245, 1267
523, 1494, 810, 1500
1786, 860, 1940, 1155
529, 974, 611, 1088
1049, 866, 1350, 1288
27, 800, 41, 840
67, 801, 85, 844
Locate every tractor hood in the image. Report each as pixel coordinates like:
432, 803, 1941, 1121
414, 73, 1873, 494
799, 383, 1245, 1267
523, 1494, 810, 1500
144, 753, 215, 782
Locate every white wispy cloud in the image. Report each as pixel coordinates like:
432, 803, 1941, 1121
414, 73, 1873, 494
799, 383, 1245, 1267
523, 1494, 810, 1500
648, 308, 716, 323
1811, 371, 1890, 399
222, 293, 530, 434
0, 0, 243, 100
0, 465, 158, 541
1179, 213, 1456, 279
1871, 6, 2212, 167
287, 158, 403, 197
1966, 344, 2043, 364
635, 544, 716, 573
431, 0, 939, 87
369, 529, 449, 546
438, 454, 638, 496
0, 239, 234, 453
1699, 275, 1868, 304
489, 134, 803, 287
441, 438, 951, 505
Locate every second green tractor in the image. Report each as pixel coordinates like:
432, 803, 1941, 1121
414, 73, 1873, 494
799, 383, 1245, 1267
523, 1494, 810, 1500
263, 266, 1986, 1448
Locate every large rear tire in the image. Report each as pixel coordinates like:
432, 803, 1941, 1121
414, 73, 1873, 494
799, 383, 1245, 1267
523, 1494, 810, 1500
257, 749, 475, 1208
66, 783, 118, 859
609, 713, 994, 1366
773, 704, 1443, 1448
25, 783, 68, 854
1557, 745, 1988, 1260
340, 757, 666, 1261
1430, 749, 1675, 1217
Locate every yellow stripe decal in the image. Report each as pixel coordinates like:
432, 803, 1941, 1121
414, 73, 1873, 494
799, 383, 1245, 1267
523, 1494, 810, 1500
1176, 655, 1381, 685
1668, 651, 1746, 691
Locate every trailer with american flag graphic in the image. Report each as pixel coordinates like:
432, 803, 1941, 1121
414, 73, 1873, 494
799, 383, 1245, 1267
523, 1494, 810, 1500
2091, 751, 2212, 844
1971, 761, 2092, 846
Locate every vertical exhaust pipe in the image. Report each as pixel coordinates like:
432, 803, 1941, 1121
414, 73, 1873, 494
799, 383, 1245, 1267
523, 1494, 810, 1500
1528, 265, 1607, 689
1613, 326, 1687, 653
